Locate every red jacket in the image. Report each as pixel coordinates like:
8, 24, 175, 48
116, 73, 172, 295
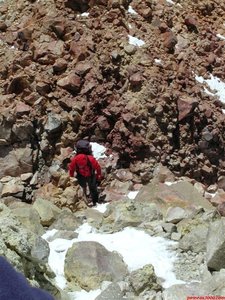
68, 154, 102, 180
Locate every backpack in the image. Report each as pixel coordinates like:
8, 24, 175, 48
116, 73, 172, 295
75, 139, 92, 155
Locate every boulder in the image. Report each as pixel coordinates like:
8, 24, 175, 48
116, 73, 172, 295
101, 200, 162, 232
95, 283, 125, 300
9, 202, 44, 235
49, 209, 81, 231
0, 147, 33, 178
135, 181, 213, 216
33, 198, 61, 227
64, 241, 128, 291
129, 264, 161, 295
179, 224, 208, 253
206, 218, 225, 271
165, 207, 192, 224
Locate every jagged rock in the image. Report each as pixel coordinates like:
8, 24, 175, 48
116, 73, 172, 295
12, 121, 34, 142
165, 207, 192, 224
44, 114, 62, 135
8, 202, 44, 235
33, 198, 61, 227
95, 282, 125, 300
0, 203, 59, 297
1, 177, 24, 198
129, 264, 161, 295
53, 58, 68, 73
57, 73, 81, 93
101, 199, 162, 232
179, 224, 208, 253
64, 241, 128, 291
177, 96, 198, 121
135, 181, 213, 216
49, 209, 81, 231
206, 218, 225, 271
162, 282, 201, 300
161, 31, 177, 52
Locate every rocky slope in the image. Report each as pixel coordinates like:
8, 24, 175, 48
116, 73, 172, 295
0, 0, 225, 205
2, 175, 225, 300
1, 1, 225, 298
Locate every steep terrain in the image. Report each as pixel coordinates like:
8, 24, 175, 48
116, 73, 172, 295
0, 0, 225, 200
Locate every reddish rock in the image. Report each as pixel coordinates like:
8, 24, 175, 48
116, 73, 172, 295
7, 76, 29, 94
161, 31, 177, 52
36, 81, 52, 96
15, 101, 32, 115
69, 41, 89, 61
184, 16, 198, 31
177, 96, 198, 121
129, 72, 144, 87
97, 116, 111, 131
53, 58, 68, 73
74, 61, 92, 76
57, 73, 81, 93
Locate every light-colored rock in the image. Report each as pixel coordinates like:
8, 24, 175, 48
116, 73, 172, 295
64, 241, 128, 291
206, 218, 225, 271
179, 224, 208, 253
165, 207, 191, 224
129, 264, 161, 295
49, 209, 81, 231
33, 198, 61, 226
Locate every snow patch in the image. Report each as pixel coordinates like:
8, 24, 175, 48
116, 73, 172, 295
166, 0, 175, 4
217, 34, 225, 40
195, 74, 225, 104
128, 5, 138, 15
154, 58, 163, 65
128, 35, 145, 47
92, 203, 108, 213
90, 142, 106, 159
127, 190, 139, 199
43, 223, 184, 295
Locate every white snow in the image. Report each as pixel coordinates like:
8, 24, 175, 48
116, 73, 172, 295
92, 202, 108, 213
90, 142, 107, 159
127, 190, 139, 199
77, 12, 89, 18
154, 58, 163, 65
195, 74, 225, 104
43, 222, 184, 299
128, 5, 138, 15
128, 35, 145, 47
81, 12, 89, 17
166, 0, 175, 4
217, 34, 225, 40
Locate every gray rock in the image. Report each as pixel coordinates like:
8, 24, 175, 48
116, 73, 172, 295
179, 224, 208, 253
9, 202, 44, 235
33, 198, 61, 227
44, 114, 62, 134
128, 264, 161, 295
165, 207, 190, 224
101, 200, 162, 232
206, 218, 225, 270
95, 283, 125, 300
49, 209, 81, 231
31, 236, 50, 263
64, 241, 128, 291
162, 282, 201, 300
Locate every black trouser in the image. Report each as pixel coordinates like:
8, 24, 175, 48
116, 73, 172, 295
77, 174, 99, 204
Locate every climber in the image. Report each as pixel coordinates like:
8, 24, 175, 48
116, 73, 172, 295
68, 139, 102, 206
0, 256, 54, 300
